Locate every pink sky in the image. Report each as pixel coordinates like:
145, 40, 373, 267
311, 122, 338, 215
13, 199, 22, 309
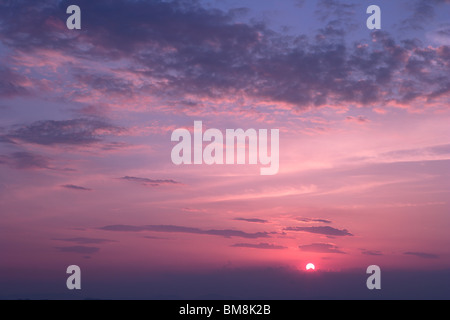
0, 0, 449, 299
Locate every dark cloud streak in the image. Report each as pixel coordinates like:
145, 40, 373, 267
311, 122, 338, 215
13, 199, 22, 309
55, 246, 100, 254
0, 67, 29, 98
401, 0, 450, 31
52, 237, 115, 244
120, 176, 180, 187
61, 184, 92, 191
0, 152, 50, 169
5, 119, 123, 146
234, 218, 269, 224
296, 217, 332, 224
361, 249, 383, 256
404, 251, 439, 259
284, 226, 353, 237
100, 224, 270, 239
231, 243, 287, 250
298, 243, 346, 254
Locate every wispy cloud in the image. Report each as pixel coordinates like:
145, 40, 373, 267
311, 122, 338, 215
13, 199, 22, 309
296, 217, 332, 224
55, 246, 100, 254
404, 251, 439, 259
192, 186, 317, 203
144, 236, 169, 240
284, 226, 353, 237
61, 185, 92, 191
0, 67, 29, 98
100, 224, 270, 239
381, 144, 450, 159
361, 249, 383, 256
52, 237, 114, 244
346, 116, 370, 124
298, 243, 346, 254
315, 0, 358, 24
119, 176, 180, 187
4, 119, 123, 146
0, 152, 50, 169
233, 218, 269, 224
231, 243, 287, 250
428, 25, 450, 45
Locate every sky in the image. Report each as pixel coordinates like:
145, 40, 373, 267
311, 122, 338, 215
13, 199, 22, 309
0, 0, 449, 299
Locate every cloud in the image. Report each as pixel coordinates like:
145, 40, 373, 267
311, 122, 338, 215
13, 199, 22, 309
61, 184, 92, 191
404, 251, 439, 259
144, 236, 169, 240
429, 144, 450, 155
296, 218, 332, 224
401, 0, 450, 31
52, 237, 115, 244
0, 136, 15, 144
346, 116, 370, 124
100, 224, 270, 239
315, 0, 358, 21
233, 218, 269, 224
284, 226, 353, 237
5, 119, 123, 146
75, 103, 111, 117
0, 152, 50, 169
0, 67, 29, 98
55, 246, 100, 254
428, 25, 450, 45
0, 1, 448, 110
231, 243, 287, 250
119, 176, 180, 187
381, 144, 450, 159
74, 72, 135, 98
313, 0, 359, 36
298, 243, 346, 254
361, 250, 383, 256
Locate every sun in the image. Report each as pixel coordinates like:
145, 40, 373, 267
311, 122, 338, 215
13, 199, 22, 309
306, 263, 315, 271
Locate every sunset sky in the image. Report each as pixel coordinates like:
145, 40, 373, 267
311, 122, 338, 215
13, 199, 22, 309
0, 0, 449, 299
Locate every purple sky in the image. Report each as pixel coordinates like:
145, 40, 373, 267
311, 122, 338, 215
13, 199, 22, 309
0, 0, 449, 299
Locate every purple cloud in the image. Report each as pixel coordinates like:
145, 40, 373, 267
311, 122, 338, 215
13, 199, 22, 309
5, 119, 123, 146
120, 176, 180, 187
346, 116, 370, 124
0, 67, 29, 98
55, 246, 100, 254
52, 237, 114, 244
0, 152, 50, 169
361, 250, 383, 256
0, 1, 448, 110
284, 226, 353, 237
233, 218, 269, 224
231, 243, 287, 250
404, 252, 439, 259
298, 243, 346, 254
100, 224, 270, 239
401, 0, 450, 31
382, 144, 450, 159
61, 185, 92, 191
144, 236, 169, 240
296, 217, 332, 224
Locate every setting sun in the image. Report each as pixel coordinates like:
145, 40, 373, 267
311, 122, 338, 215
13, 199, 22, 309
306, 263, 315, 271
